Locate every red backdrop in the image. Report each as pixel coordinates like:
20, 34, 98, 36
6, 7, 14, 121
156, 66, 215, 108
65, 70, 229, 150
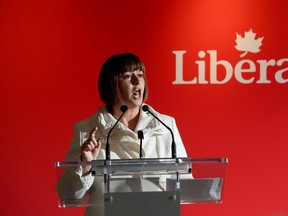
1, 0, 288, 215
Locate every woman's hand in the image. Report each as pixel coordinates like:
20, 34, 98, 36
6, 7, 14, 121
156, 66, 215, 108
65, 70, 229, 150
80, 127, 101, 176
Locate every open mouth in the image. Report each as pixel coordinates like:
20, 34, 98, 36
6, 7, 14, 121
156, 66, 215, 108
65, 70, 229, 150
132, 88, 141, 99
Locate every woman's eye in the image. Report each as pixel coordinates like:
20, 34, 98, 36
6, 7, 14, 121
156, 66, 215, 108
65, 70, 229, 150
121, 71, 144, 80
123, 74, 131, 79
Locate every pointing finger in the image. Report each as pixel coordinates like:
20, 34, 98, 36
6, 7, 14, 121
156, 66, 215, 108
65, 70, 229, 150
89, 127, 97, 139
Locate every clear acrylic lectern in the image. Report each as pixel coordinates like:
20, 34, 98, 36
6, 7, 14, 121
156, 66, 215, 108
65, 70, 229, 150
56, 157, 227, 216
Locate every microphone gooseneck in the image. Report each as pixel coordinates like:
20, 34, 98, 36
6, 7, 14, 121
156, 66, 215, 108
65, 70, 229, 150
142, 105, 177, 158
105, 105, 128, 160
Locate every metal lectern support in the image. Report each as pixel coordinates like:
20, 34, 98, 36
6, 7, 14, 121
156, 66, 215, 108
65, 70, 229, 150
104, 191, 180, 216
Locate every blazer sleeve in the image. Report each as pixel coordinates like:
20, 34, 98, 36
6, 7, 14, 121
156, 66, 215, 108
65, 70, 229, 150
56, 120, 95, 201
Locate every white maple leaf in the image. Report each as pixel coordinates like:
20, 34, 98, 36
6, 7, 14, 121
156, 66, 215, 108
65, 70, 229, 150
235, 29, 264, 57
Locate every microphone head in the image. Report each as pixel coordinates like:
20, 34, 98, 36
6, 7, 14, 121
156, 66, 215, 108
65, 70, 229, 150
120, 105, 128, 112
142, 105, 149, 112
137, 130, 144, 139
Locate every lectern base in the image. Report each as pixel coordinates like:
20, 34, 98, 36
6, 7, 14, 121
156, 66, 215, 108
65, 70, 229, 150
104, 191, 180, 216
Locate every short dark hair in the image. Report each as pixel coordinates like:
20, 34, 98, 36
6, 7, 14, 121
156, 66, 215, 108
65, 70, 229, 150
98, 53, 148, 106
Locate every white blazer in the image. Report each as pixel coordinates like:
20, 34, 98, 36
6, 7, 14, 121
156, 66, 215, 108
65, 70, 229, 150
57, 104, 187, 216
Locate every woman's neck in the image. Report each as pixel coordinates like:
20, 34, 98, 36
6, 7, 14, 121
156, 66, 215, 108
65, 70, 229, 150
112, 105, 140, 131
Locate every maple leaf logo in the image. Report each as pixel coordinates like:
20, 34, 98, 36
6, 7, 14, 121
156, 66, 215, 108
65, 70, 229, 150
235, 29, 264, 58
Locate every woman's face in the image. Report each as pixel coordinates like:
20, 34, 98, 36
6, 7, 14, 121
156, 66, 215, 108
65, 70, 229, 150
117, 69, 145, 109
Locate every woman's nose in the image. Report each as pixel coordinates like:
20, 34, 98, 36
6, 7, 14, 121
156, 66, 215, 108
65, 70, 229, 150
131, 74, 139, 85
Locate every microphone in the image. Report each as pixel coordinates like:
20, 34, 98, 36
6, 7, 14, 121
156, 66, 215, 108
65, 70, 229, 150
137, 130, 144, 159
142, 105, 177, 158
106, 105, 128, 160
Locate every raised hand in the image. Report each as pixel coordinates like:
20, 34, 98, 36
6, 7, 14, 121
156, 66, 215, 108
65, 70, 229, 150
80, 127, 101, 176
